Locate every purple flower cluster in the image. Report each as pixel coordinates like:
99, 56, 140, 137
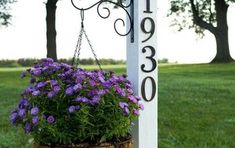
10, 97, 41, 133
10, 58, 144, 134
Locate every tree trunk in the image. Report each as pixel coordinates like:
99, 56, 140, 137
46, 0, 58, 61
211, 0, 233, 63
211, 29, 233, 63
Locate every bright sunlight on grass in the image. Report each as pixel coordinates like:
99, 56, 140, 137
1, 63, 235, 147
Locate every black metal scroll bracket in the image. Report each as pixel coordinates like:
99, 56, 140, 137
71, 0, 134, 43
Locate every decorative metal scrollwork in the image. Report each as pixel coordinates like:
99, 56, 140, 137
71, 0, 134, 42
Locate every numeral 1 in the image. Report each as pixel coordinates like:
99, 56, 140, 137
144, 0, 152, 13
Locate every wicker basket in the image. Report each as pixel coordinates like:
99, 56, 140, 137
32, 138, 133, 148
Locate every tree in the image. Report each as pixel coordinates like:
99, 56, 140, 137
46, 0, 58, 61
0, 0, 15, 26
169, 0, 234, 63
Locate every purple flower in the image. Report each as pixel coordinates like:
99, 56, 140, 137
102, 81, 112, 89
25, 122, 32, 133
68, 106, 76, 113
115, 86, 126, 97
53, 85, 61, 93
125, 83, 132, 89
21, 72, 26, 78
65, 87, 74, 95
24, 86, 35, 94
136, 96, 141, 101
42, 58, 54, 63
128, 95, 138, 103
88, 90, 98, 97
18, 109, 26, 117
50, 80, 58, 86
32, 90, 40, 96
58, 73, 66, 79
119, 102, 128, 109
75, 96, 89, 103
10, 112, 18, 124
124, 107, 130, 115
111, 75, 119, 82
37, 82, 46, 88
89, 96, 101, 105
34, 64, 40, 68
64, 69, 73, 77
133, 109, 140, 115
47, 91, 55, 98
18, 98, 30, 109
31, 107, 39, 115
75, 105, 80, 110
98, 76, 105, 83
61, 63, 72, 70
98, 90, 106, 96
31, 68, 42, 76
32, 116, 39, 125
118, 75, 125, 81
42, 66, 49, 72
89, 80, 96, 87
139, 103, 144, 110
73, 84, 82, 92
51, 63, 60, 70
127, 88, 134, 94
47, 115, 55, 124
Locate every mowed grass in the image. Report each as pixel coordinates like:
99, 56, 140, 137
159, 63, 235, 148
1, 63, 235, 147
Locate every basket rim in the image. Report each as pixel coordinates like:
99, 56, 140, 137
33, 136, 133, 148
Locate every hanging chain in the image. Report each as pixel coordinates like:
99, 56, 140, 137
83, 29, 102, 71
72, 27, 84, 67
72, 9, 102, 71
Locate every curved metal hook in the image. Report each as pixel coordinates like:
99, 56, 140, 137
71, 0, 101, 11
71, 0, 134, 39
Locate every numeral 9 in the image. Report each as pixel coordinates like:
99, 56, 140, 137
141, 17, 155, 43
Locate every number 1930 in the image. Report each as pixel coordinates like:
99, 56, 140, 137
140, 0, 157, 102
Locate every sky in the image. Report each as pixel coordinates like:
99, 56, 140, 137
0, 0, 235, 63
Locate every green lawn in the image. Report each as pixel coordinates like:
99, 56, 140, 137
159, 63, 235, 148
1, 63, 235, 147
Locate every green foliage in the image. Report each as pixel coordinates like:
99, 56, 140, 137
0, 0, 15, 26
158, 58, 169, 64
168, 0, 234, 36
0, 59, 20, 67
17, 58, 40, 67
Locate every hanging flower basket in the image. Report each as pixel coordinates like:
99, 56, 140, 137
10, 58, 143, 147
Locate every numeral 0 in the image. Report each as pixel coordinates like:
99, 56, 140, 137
141, 76, 156, 102
141, 17, 155, 43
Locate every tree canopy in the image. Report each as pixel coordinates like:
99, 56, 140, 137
0, 0, 15, 26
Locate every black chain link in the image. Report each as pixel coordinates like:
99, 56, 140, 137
72, 27, 84, 67
83, 29, 102, 70
72, 10, 102, 71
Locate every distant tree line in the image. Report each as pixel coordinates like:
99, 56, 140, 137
0, 58, 125, 67
0, 58, 169, 67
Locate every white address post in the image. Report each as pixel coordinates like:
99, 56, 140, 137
127, 0, 158, 148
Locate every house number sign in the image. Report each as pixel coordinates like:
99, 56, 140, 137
127, 0, 157, 147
